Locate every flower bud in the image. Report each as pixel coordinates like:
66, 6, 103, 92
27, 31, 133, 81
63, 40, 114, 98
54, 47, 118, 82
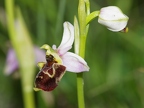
98, 6, 129, 32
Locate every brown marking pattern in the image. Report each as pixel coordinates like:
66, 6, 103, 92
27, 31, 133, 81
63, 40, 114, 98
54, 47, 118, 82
35, 54, 66, 91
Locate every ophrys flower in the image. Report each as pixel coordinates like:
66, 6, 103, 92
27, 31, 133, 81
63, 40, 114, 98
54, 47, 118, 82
34, 22, 89, 91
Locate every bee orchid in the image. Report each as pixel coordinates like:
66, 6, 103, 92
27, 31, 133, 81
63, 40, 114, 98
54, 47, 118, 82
34, 22, 89, 91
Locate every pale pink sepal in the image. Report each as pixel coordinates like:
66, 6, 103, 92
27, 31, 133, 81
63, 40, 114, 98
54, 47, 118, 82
61, 52, 89, 73
57, 22, 74, 56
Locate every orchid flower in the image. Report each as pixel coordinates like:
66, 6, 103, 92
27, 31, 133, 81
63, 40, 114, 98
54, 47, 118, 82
98, 6, 129, 32
4, 47, 46, 75
34, 22, 89, 91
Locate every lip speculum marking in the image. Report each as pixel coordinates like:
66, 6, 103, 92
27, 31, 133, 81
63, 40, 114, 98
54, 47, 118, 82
34, 54, 66, 91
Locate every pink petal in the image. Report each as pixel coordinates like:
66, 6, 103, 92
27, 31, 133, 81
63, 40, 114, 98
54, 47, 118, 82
61, 52, 89, 73
4, 48, 18, 75
57, 22, 74, 56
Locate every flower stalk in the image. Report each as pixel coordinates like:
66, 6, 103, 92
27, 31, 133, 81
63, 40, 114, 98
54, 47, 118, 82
76, 0, 90, 108
86, 11, 100, 25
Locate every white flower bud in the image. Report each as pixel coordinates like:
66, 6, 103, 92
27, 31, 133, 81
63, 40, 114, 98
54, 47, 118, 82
98, 6, 129, 32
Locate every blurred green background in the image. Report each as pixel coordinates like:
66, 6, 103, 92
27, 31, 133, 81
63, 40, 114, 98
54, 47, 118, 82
1, 0, 144, 108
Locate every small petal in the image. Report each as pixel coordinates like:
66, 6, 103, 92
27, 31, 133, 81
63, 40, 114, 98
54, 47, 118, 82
98, 6, 129, 32
61, 52, 89, 73
57, 22, 74, 55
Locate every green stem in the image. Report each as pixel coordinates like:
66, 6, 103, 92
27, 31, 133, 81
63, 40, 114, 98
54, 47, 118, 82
5, 0, 35, 108
74, 17, 85, 108
77, 73, 85, 108
76, 0, 88, 108
79, 35, 86, 57
5, 0, 15, 41
21, 80, 35, 108
76, 34, 86, 108
86, 11, 100, 25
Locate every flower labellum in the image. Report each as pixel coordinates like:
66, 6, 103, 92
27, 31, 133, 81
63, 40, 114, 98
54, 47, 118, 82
34, 22, 89, 91
34, 54, 66, 91
98, 6, 129, 32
